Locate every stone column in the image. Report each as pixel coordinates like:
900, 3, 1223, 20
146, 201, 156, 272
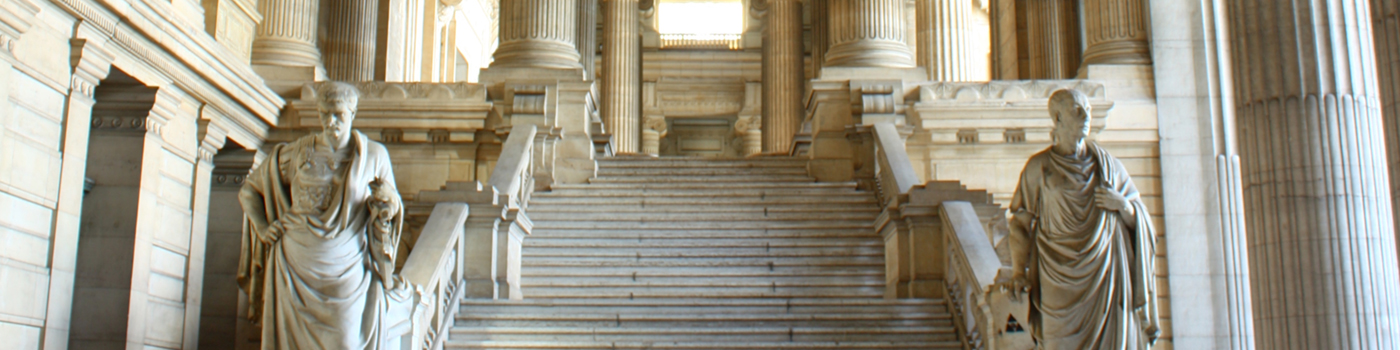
763, 0, 803, 153
324, 0, 379, 81
916, 0, 972, 81
810, 0, 829, 73
601, 0, 639, 153
577, 0, 598, 78
250, 0, 321, 67
1080, 0, 1150, 65
824, 0, 916, 68
1371, 0, 1400, 243
1024, 0, 1078, 79
493, 0, 583, 69
1225, 1, 1400, 349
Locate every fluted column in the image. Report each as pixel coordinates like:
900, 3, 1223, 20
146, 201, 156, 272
493, 0, 583, 69
1226, 0, 1400, 349
1024, 0, 1078, 79
763, 0, 803, 153
1371, 0, 1400, 243
324, 0, 378, 81
250, 0, 321, 67
601, 0, 638, 153
916, 0, 971, 81
577, 0, 599, 78
1081, 0, 1150, 65
811, 0, 829, 73
825, 0, 915, 68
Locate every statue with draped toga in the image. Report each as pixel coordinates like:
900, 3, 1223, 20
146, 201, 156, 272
1001, 89, 1161, 349
238, 82, 409, 349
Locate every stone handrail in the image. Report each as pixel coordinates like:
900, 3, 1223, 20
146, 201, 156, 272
941, 201, 1033, 350
872, 122, 920, 208
487, 124, 538, 210
397, 202, 471, 350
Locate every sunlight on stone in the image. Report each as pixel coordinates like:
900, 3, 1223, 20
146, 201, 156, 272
657, 0, 743, 37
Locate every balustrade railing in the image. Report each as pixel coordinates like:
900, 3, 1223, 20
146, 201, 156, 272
659, 33, 743, 50
941, 202, 1032, 350
393, 124, 541, 349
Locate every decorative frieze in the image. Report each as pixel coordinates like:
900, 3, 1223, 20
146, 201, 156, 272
910, 80, 1113, 144
290, 82, 492, 136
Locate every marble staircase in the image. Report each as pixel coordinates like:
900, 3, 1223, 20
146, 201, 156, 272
446, 157, 962, 349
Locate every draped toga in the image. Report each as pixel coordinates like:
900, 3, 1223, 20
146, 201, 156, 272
1010, 142, 1159, 350
237, 131, 404, 349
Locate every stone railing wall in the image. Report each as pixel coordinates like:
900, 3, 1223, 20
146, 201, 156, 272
398, 202, 472, 349
941, 201, 1032, 350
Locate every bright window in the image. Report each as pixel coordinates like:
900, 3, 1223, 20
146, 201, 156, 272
657, 0, 744, 49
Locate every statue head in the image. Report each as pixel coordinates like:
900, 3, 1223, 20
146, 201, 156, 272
318, 82, 360, 149
1048, 89, 1091, 156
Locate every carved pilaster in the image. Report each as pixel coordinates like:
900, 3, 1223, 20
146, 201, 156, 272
1226, 1, 1400, 348
762, 0, 802, 153
640, 115, 666, 156
324, 0, 379, 81
601, 0, 638, 153
734, 115, 761, 156
824, 0, 915, 68
69, 39, 116, 100
1081, 0, 1150, 65
916, 0, 971, 81
0, 0, 39, 57
493, 0, 583, 69
250, 0, 320, 67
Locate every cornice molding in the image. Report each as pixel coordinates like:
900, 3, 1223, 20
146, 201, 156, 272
50, 0, 284, 149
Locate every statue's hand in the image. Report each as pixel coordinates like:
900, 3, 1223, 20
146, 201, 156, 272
995, 270, 1030, 302
261, 219, 285, 244
1094, 185, 1132, 214
368, 178, 400, 218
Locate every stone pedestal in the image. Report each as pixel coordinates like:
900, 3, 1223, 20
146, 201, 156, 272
824, 0, 915, 68
1225, 1, 1400, 348
324, 0, 378, 81
762, 0, 803, 153
601, 0, 639, 153
1081, 0, 1150, 65
1024, 0, 1078, 79
916, 0, 971, 81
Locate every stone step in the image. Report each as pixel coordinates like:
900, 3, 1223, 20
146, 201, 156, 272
528, 211, 877, 222
524, 237, 881, 249
522, 246, 883, 259
448, 325, 956, 343
528, 220, 874, 230
534, 186, 862, 197
456, 309, 945, 324
445, 340, 962, 350
589, 175, 816, 184
521, 256, 883, 268
596, 157, 809, 168
528, 205, 880, 214
525, 198, 876, 209
520, 266, 883, 278
461, 298, 946, 308
596, 167, 809, 177
525, 228, 881, 239
521, 276, 885, 289
514, 286, 889, 300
